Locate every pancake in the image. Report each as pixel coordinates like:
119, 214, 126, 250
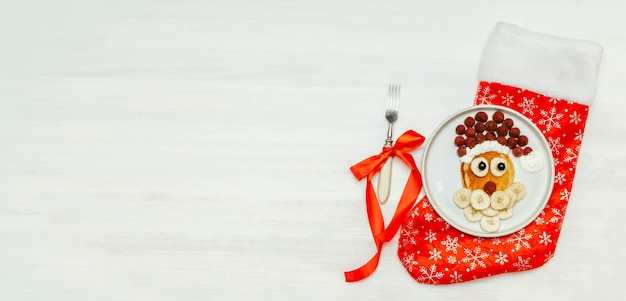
460, 151, 515, 194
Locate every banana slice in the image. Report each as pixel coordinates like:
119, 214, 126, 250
469, 190, 490, 210
507, 182, 526, 201
490, 191, 510, 210
464, 206, 484, 222
481, 207, 499, 217
504, 189, 518, 208
453, 188, 471, 208
480, 216, 501, 233
498, 208, 514, 220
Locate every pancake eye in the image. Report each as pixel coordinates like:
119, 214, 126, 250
490, 157, 507, 177
470, 157, 489, 177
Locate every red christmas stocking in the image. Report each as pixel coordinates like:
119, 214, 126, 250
398, 23, 603, 284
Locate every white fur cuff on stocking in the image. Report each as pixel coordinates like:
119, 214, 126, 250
478, 22, 603, 105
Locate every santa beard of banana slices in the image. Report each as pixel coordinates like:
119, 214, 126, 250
452, 150, 527, 233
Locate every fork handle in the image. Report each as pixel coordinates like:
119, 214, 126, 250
377, 158, 392, 204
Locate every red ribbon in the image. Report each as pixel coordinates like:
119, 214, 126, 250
345, 130, 425, 282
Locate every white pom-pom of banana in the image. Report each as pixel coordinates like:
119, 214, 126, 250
453, 188, 471, 209
469, 190, 490, 210
480, 216, 501, 232
490, 191, 510, 210
507, 182, 526, 201
464, 206, 484, 222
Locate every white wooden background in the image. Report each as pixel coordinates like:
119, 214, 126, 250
1, 1, 624, 300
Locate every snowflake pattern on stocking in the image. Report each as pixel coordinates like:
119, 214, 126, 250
476, 85, 497, 105
495, 252, 508, 265
517, 97, 538, 115
398, 82, 589, 284
417, 264, 445, 284
548, 137, 564, 155
513, 256, 533, 271
461, 247, 489, 271
441, 236, 461, 254
506, 230, 532, 251
538, 107, 564, 132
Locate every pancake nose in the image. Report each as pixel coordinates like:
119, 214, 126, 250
484, 181, 497, 195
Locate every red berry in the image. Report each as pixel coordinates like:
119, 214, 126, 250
509, 127, 521, 138
496, 125, 508, 137
457, 146, 467, 156
512, 146, 523, 157
518, 135, 529, 146
456, 124, 466, 135
507, 137, 517, 149
483, 182, 497, 196
466, 137, 477, 148
523, 147, 533, 155
475, 111, 488, 122
454, 136, 466, 146
493, 111, 505, 123
464, 117, 476, 127
485, 121, 497, 131
503, 118, 514, 128
465, 127, 476, 137
475, 122, 485, 132
475, 133, 486, 143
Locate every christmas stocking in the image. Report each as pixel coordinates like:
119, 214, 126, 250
398, 22, 603, 284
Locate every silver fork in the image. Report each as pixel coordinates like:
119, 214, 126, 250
378, 84, 400, 204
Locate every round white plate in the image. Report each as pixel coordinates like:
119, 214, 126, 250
422, 105, 554, 237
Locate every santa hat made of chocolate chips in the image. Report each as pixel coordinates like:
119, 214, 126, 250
454, 110, 542, 173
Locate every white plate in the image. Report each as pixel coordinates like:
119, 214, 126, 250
422, 105, 554, 237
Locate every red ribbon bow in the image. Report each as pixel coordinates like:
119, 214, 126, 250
345, 130, 425, 282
